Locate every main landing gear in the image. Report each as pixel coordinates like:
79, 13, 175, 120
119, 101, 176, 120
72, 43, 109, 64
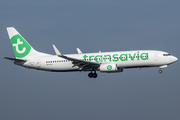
159, 69, 162, 74
88, 71, 98, 78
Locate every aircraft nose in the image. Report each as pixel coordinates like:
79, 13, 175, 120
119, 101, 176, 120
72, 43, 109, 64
171, 56, 178, 63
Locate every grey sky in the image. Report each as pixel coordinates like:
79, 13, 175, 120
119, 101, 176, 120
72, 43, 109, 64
0, 0, 180, 120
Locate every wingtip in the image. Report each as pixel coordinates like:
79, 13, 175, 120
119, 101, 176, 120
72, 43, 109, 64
52, 45, 62, 56
76, 48, 82, 54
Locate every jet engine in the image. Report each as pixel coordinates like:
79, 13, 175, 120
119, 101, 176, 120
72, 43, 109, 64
99, 63, 123, 73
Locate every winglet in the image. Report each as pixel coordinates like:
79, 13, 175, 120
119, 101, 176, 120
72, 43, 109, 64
76, 48, 82, 54
52, 45, 62, 56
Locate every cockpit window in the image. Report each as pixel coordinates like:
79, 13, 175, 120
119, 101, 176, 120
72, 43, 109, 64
163, 54, 171, 56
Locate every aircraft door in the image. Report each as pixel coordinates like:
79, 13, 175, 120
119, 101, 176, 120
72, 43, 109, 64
154, 52, 158, 61
37, 59, 41, 67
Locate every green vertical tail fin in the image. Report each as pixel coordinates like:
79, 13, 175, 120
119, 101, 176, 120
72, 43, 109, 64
7, 27, 45, 59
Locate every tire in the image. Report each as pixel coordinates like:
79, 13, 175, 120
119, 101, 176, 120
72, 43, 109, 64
93, 73, 98, 78
88, 73, 93, 78
159, 70, 162, 74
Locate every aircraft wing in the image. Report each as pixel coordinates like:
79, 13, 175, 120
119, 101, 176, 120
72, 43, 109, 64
53, 45, 100, 70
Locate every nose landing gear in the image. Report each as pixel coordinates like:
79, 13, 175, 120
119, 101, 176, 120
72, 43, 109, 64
159, 69, 162, 74
88, 71, 98, 78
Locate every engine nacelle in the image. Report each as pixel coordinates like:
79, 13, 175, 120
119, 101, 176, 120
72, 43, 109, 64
99, 63, 123, 73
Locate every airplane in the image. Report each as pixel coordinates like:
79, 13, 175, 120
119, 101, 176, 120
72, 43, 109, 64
4, 27, 178, 78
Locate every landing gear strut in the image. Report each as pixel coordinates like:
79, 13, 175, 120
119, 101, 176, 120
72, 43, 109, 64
159, 69, 162, 74
88, 71, 98, 78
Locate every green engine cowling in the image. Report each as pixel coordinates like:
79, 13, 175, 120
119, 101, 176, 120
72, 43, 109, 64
99, 63, 123, 73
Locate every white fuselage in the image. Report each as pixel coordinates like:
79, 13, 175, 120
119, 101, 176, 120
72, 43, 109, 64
15, 50, 177, 72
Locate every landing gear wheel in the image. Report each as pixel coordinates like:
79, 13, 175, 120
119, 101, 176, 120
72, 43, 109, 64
88, 70, 98, 78
93, 73, 98, 78
88, 73, 93, 78
159, 70, 162, 74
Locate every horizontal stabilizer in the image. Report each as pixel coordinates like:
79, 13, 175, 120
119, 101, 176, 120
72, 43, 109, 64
3, 57, 26, 62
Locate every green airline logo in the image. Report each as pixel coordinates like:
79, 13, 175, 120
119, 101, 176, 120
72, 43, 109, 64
10, 34, 31, 58
107, 65, 112, 70
83, 51, 148, 63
